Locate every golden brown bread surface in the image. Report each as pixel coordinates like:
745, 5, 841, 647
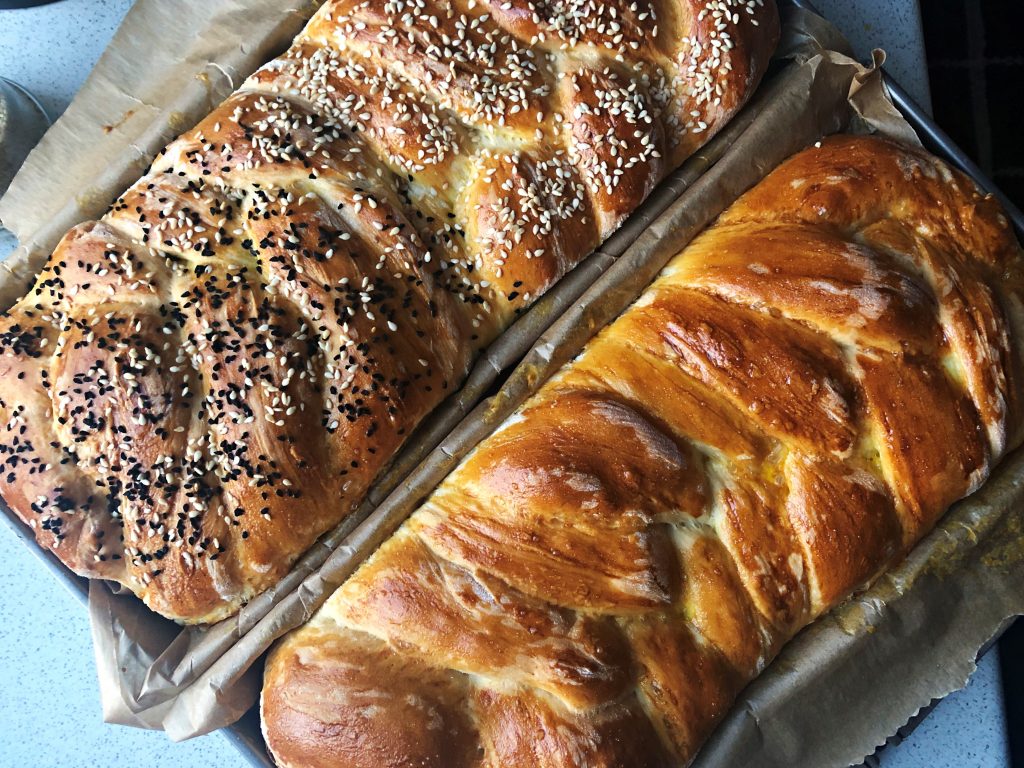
261, 134, 1024, 768
0, 0, 779, 623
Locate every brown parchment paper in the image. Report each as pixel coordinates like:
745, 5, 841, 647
1, 2, 1020, 764
142, 18, 852, 742
200, 10, 1021, 766
0, 1, 320, 263
0, 0, 786, 743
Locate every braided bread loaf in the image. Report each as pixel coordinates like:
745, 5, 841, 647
262, 134, 1024, 768
0, 0, 778, 623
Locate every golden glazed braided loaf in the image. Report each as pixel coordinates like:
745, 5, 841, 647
262, 135, 1024, 768
0, 0, 778, 623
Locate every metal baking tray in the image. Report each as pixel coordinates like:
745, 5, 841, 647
217, 28, 1024, 768
788, 3, 1022, 765
884, 73, 1024, 236
790, 0, 1024, 239
2, 1, 1019, 766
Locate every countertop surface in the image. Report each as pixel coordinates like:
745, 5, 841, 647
0, 1, 1010, 767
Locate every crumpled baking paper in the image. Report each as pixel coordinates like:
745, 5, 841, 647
0, 2, 1019, 765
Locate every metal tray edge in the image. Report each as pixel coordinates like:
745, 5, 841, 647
221, 4, 1022, 766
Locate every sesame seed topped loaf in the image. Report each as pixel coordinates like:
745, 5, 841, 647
0, 1, 779, 623
261, 135, 1024, 768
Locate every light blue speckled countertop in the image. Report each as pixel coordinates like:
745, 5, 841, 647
0, 2, 1008, 767
810, 0, 932, 114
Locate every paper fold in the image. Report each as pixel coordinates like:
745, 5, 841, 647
0, 0, 780, 744
0, 2, 1019, 765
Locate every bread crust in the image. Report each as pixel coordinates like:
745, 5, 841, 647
0, 0, 779, 623
262, 134, 1024, 767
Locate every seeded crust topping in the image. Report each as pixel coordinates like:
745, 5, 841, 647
0, 0, 778, 623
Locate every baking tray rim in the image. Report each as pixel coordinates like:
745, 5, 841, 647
218, 56, 1024, 768
0, 0, 1018, 765
219, 4, 1024, 761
